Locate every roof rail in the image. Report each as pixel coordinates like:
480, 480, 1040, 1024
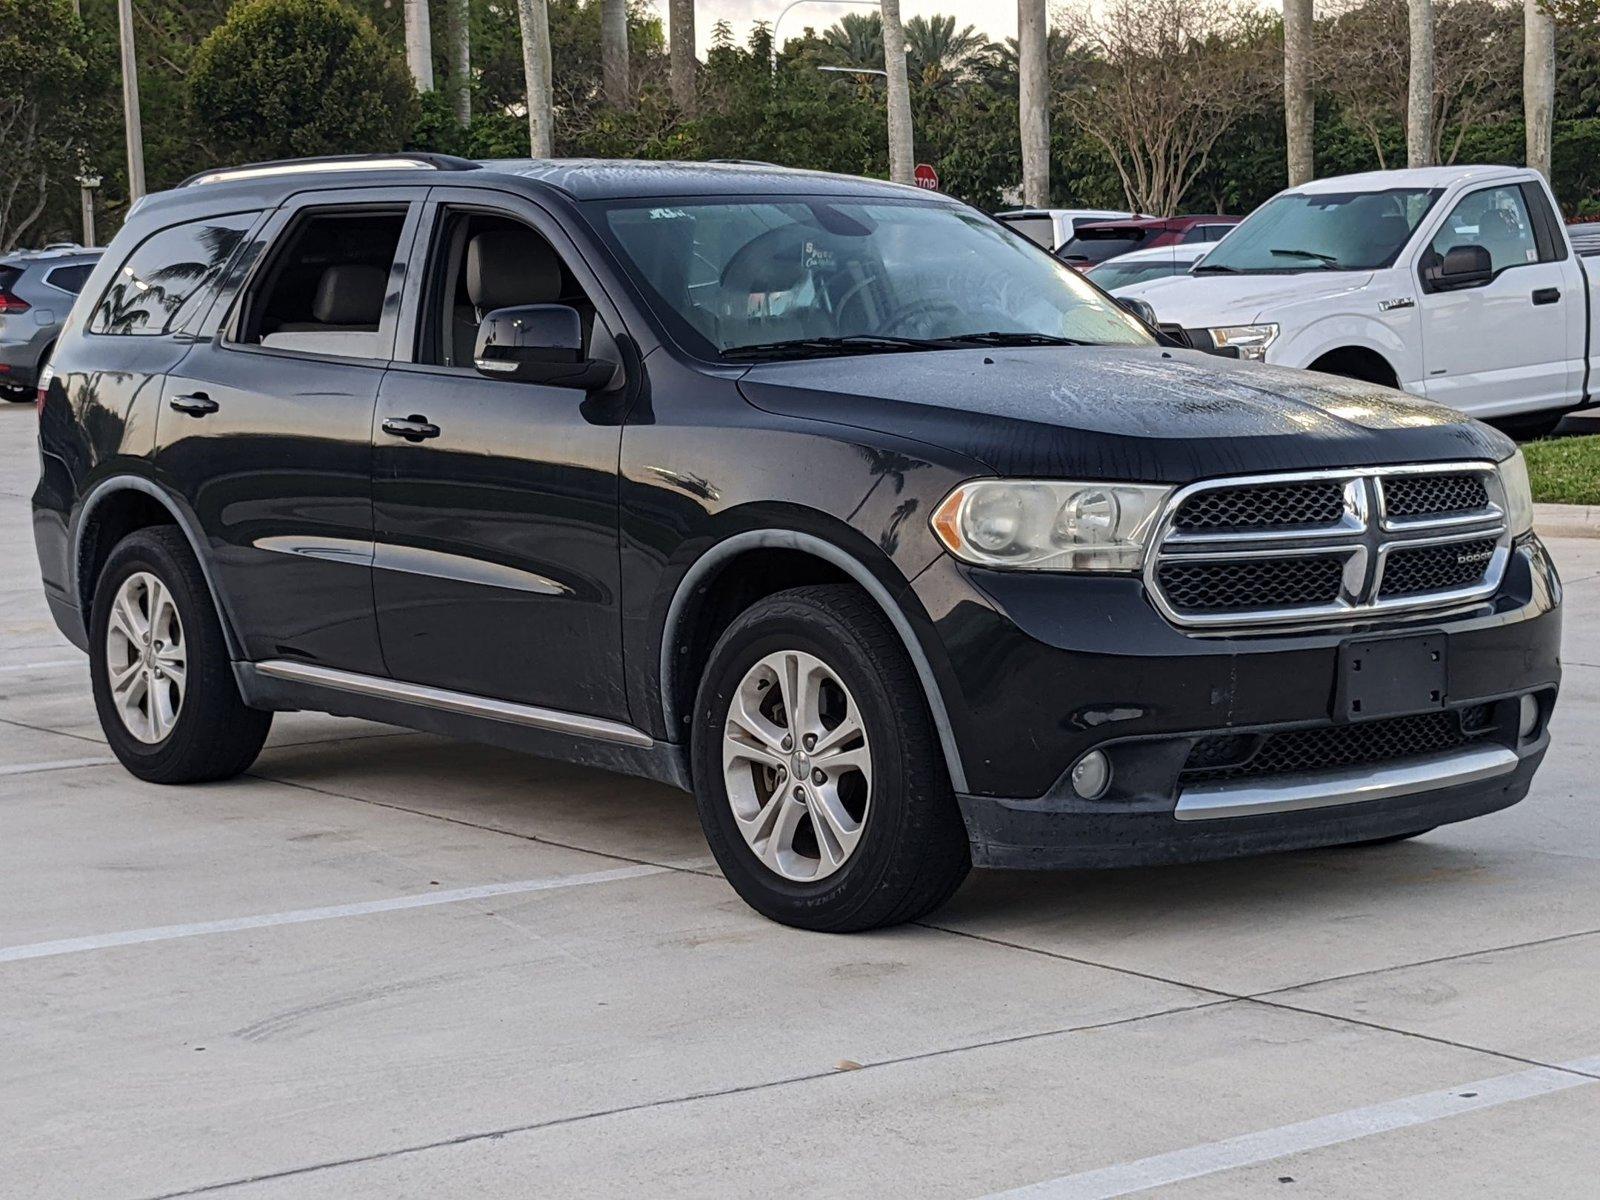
179, 153, 481, 188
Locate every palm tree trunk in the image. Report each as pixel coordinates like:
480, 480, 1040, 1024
516, 0, 554, 156
881, 0, 915, 184
1406, 0, 1434, 167
448, 0, 470, 126
1018, 0, 1049, 206
602, 0, 630, 106
1524, 0, 1555, 179
670, 0, 696, 114
1282, 0, 1313, 186
405, 0, 434, 92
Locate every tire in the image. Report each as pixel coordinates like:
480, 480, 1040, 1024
89, 527, 272, 783
1341, 828, 1435, 848
691, 583, 970, 932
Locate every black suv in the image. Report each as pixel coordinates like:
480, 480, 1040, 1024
34, 155, 1561, 931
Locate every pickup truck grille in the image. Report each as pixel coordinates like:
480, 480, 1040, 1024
1146, 464, 1510, 631
1181, 705, 1495, 783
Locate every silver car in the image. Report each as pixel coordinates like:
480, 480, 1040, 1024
0, 245, 102, 402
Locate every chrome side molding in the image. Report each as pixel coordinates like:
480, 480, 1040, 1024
254, 660, 654, 748
1174, 743, 1520, 822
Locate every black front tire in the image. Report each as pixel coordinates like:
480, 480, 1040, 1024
89, 527, 272, 783
691, 584, 971, 932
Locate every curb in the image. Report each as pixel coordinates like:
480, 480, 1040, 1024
1534, 502, 1600, 539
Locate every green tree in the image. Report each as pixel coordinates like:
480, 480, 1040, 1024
189, 0, 417, 163
0, 0, 104, 249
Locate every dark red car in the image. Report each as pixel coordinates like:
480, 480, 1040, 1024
1056, 214, 1243, 268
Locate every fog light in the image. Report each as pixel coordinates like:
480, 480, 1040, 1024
1070, 750, 1111, 800
1518, 694, 1540, 739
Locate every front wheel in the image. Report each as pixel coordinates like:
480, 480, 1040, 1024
89, 527, 272, 783
692, 584, 970, 932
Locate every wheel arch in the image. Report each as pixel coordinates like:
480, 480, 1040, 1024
659, 529, 969, 794
1306, 344, 1402, 388
72, 476, 244, 659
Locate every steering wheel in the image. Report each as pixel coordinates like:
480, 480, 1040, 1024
876, 296, 973, 338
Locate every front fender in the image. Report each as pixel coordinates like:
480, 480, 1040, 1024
1272, 311, 1417, 385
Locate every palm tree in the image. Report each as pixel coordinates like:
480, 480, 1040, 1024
404, 0, 434, 92
448, 0, 470, 126
904, 14, 988, 88
1407, 0, 1434, 166
1283, 0, 1313, 185
670, 0, 696, 113
822, 12, 884, 69
516, 0, 554, 155
1018, 0, 1049, 207
881, 0, 915, 185
602, 0, 630, 105
1524, 0, 1555, 178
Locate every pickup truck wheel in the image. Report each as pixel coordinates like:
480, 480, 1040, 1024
692, 584, 971, 932
89, 527, 272, 783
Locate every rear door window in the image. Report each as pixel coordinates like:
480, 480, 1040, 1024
230, 208, 407, 359
89, 212, 259, 336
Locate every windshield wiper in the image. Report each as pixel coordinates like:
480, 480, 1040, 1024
945, 331, 1090, 347
1270, 247, 1341, 267
718, 334, 953, 361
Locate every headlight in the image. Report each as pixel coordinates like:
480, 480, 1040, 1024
1208, 323, 1279, 362
1499, 449, 1534, 535
931, 480, 1173, 572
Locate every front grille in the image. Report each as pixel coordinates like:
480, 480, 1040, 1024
1382, 473, 1489, 520
1173, 481, 1344, 532
1379, 538, 1497, 598
1157, 556, 1344, 613
1147, 465, 1508, 630
1182, 706, 1494, 783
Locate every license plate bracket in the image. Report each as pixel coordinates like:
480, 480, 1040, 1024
1335, 633, 1447, 722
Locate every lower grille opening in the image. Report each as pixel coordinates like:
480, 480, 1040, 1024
1181, 705, 1497, 784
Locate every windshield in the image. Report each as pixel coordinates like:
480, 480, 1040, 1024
593, 197, 1154, 359
1196, 187, 1442, 274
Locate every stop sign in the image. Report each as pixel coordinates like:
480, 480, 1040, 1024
913, 163, 939, 191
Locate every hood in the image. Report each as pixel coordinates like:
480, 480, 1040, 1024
1122, 271, 1377, 327
737, 346, 1512, 483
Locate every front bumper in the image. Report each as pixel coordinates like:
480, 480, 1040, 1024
910, 534, 1562, 869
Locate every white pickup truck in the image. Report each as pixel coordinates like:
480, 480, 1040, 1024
1126, 165, 1597, 437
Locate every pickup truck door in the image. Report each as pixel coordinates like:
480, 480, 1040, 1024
1414, 180, 1581, 419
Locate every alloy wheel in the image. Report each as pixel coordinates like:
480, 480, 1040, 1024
105, 571, 187, 744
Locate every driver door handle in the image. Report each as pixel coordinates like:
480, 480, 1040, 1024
1533, 287, 1561, 305
169, 392, 219, 417
382, 414, 441, 442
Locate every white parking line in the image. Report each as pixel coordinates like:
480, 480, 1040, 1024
984, 1054, 1600, 1200
0, 657, 83, 673
0, 755, 116, 776
0, 863, 670, 964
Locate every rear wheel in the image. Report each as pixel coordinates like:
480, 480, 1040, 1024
89, 527, 272, 783
692, 584, 970, 932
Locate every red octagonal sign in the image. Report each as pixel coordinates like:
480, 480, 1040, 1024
913, 163, 939, 191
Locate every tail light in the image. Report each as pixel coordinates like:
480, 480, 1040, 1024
36, 363, 54, 415
0, 294, 29, 315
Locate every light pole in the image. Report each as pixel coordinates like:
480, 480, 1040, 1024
116, 0, 146, 201
770, 0, 877, 64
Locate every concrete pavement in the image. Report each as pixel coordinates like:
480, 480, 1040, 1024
2, 403, 1597, 1199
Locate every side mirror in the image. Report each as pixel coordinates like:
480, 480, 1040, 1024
1116, 297, 1158, 326
1427, 244, 1494, 293
474, 303, 616, 389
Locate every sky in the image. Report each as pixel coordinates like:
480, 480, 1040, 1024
678, 0, 1022, 58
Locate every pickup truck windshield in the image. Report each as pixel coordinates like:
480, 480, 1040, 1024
594, 197, 1154, 359
1195, 187, 1442, 274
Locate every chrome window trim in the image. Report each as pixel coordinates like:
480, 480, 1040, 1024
1145, 461, 1509, 632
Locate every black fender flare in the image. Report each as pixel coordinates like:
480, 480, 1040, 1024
658, 528, 969, 793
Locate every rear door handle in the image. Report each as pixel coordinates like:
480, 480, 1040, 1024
169, 392, 219, 417
381, 414, 441, 442
1533, 287, 1561, 305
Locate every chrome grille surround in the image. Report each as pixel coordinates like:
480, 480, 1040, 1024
1145, 462, 1510, 631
